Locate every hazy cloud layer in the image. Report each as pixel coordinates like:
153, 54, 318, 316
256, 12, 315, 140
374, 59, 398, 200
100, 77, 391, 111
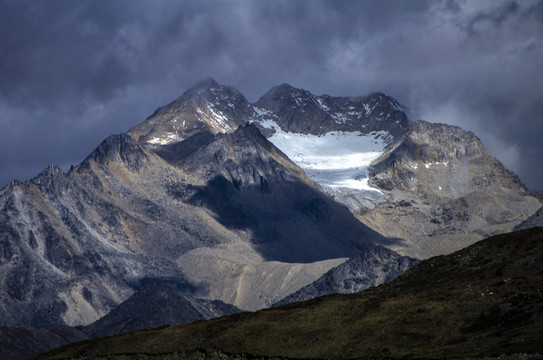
1, 0, 542, 191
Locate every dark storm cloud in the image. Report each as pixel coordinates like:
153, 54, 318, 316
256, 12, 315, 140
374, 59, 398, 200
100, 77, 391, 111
1, 0, 542, 191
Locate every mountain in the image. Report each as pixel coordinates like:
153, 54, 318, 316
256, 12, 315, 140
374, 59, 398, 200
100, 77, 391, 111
273, 245, 419, 306
81, 282, 240, 338
0, 77, 540, 338
253, 83, 408, 137
361, 120, 542, 258
0, 79, 400, 332
128, 77, 253, 144
37, 227, 543, 359
171, 80, 539, 259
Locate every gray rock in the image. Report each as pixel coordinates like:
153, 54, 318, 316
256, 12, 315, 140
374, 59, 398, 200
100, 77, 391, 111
361, 120, 542, 258
274, 246, 419, 306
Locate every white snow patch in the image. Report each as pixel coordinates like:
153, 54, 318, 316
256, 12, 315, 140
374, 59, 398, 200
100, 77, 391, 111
195, 103, 234, 132
147, 132, 179, 145
315, 97, 330, 111
254, 107, 276, 118
261, 120, 387, 192
331, 112, 350, 124
363, 103, 376, 116
425, 161, 448, 169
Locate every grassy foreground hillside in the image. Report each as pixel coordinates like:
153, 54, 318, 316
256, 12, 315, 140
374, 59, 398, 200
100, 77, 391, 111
38, 228, 543, 359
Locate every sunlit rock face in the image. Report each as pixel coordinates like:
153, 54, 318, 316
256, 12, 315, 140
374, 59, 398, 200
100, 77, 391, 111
362, 120, 541, 258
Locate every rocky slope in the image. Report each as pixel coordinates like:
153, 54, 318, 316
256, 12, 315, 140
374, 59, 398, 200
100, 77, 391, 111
273, 245, 419, 306
361, 120, 542, 258
37, 227, 543, 359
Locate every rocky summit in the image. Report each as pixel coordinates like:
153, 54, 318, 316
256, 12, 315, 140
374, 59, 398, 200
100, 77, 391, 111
362, 120, 541, 258
0, 78, 541, 359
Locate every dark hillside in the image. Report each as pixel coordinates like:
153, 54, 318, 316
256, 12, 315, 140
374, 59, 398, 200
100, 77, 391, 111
37, 227, 543, 359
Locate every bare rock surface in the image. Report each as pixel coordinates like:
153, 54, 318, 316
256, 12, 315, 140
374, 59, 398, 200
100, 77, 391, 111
362, 120, 542, 258
274, 245, 419, 306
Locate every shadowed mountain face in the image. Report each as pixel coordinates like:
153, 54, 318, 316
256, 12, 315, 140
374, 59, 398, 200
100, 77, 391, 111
156, 124, 389, 263
81, 282, 241, 339
36, 227, 543, 360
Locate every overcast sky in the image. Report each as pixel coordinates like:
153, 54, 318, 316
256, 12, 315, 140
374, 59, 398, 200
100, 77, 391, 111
1, 0, 542, 191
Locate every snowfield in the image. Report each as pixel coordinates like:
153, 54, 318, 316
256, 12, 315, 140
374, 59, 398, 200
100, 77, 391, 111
258, 120, 388, 192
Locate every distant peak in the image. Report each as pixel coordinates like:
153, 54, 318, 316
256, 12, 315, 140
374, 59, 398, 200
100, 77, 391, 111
274, 83, 308, 94
192, 77, 219, 89
257, 83, 313, 103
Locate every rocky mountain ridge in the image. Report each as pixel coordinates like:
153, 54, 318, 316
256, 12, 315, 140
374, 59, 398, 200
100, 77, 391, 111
0, 98, 395, 332
128, 78, 409, 146
0, 78, 541, 349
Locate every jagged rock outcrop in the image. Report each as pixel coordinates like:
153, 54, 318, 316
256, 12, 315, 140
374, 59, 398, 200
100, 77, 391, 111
362, 120, 542, 258
273, 245, 419, 306
128, 78, 253, 145
254, 83, 409, 137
